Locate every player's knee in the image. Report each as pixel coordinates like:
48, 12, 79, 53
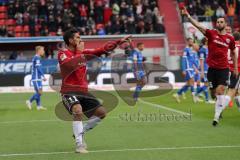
38, 90, 43, 96
216, 85, 225, 94
94, 107, 107, 119
72, 106, 83, 119
204, 82, 208, 87
141, 80, 146, 87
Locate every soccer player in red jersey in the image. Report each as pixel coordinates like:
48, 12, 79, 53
181, 8, 238, 126
227, 32, 240, 111
58, 28, 131, 153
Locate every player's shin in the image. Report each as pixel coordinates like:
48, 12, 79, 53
197, 84, 201, 93
73, 121, 84, 144
30, 93, 38, 103
177, 85, 189, 95
234, 96, 240, 111
36, 93, 41, 107
133, 84, 142, 100
83, 116, 101, 133
202, 85, 209, 101
214, 95, 231, 121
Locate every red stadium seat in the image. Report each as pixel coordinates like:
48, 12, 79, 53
7, 26, 14, 31
0, 19, 5, 25
35, 25, 40, 32
0, 12, 7, 19
152, 55, 161, 64
15, 32, 22, 37
15, 25, 23, 33
6, 19, 16, 26
23, 32, 30, 37
35, 32, 40, 36
49, 32, 56, 36
23, 25, 29, 32
0, 6, 7, 12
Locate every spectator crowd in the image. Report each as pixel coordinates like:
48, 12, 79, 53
0, 0, 165, 37
178, 0, 240, 30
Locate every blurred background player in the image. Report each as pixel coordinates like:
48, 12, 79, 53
130, 42, 146, 101
227, 32, 240, 111
195, 38, 215, 104
192, 43, 203, 102
58, 28, 131, 153
181, 8, 238, 126
26, 46, 47, 110
225, 25, 233, 34
173, 38, 197, 103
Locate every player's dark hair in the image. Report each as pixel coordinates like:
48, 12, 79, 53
187, 37, 193, 41
63, 28, 79, 46
137, 42, 144, 47
233, 31, 240, 41
216, 16, 226, 22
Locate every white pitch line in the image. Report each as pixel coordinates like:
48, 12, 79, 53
0, 117, 119, 125
0, 145, 240, 157
140, 99, 191, 115
0, 119, 60, 124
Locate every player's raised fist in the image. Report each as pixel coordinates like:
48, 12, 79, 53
120, 35, 132, 44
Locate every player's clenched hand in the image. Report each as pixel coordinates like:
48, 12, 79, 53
43, 77, 47, 81
119, 35, 132, 44
180, 7, 189, 17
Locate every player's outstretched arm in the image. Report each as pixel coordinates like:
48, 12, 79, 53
82, 35, 132, 57
181, 7, 206, 35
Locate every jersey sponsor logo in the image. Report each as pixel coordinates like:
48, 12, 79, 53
226, 38, 230, 44
213, 39, 228, 47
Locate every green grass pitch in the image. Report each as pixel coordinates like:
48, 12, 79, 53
0, 91, 240, 160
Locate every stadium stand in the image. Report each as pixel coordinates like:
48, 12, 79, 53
178, 0, 240, 31
0, 0, 165, 37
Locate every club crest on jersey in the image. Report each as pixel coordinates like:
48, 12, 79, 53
60, 53, 67, 61
226, 38, 230, 44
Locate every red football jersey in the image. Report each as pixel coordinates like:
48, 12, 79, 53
58, 43, 117, 94
229, 44, 240, 72
206, 29, 235, 69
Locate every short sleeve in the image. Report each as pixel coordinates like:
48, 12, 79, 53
35, 58, 41, 66
205, 29, 213, 40
132, 51, 138, 61
58, 50, 69, 64
182, 48, 188, 57
229, 37, 236, 51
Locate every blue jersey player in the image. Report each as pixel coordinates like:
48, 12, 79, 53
192, 43, 204, 102
130, 42, 146, 101
173, 38, 198, 103
26, 46, 47, 110
195, 38, 215, 104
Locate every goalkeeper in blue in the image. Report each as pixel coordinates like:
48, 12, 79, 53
130, 42, 146, 101
26, 46, 47, 110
